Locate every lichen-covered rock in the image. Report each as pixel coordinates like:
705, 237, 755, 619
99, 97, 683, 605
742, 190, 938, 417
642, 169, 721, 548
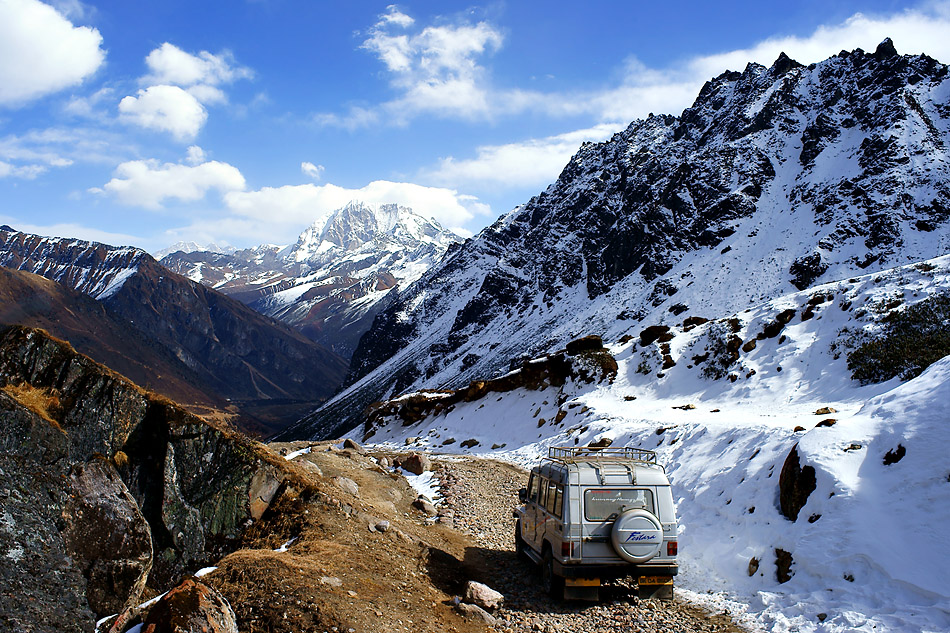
0, 326, 291, 628
61, 458, 153, 617
142, 577, 238, 633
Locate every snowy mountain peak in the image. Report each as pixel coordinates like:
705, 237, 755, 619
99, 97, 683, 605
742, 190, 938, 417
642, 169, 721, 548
153, 240, 235, 260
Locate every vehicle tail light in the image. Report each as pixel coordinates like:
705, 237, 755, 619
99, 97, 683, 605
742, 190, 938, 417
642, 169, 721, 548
562, 541, 577, 558
667, 541, 678, 556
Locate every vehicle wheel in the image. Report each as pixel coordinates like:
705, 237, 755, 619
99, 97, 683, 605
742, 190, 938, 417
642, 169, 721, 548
541, 547, 564, 599
514, 520, 529, 561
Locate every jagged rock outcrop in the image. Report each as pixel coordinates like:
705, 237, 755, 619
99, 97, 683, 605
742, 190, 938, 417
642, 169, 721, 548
160, 201, 461, 358
0, 228, 349, 434
0, 325, 287, 628
287, 42, 950, 439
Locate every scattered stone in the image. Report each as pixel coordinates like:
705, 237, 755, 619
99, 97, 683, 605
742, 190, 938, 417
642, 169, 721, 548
883, 444, 906, 465
405, 437, 420, 446
319, 576, 343, 587
815, 418, 837, 428
374, 520, 391, 533
377, 456, 391, 469
343, 439, 367, 454
844, 443, 862, 452
456, 602, 496, 625
142, 578, 237, 633
623, 395, 637, 401
412, 497, 437, 516
491, 443, 506, 450
460, 438, 479, 449
402, 453, 431, 475
747, 557, 759, 576
793, 426, 806, 432
334, 476, 359, 496
465, 581, 504, 610
672, 403, 696, 410
815, 407, 837, 415
775, 548, 794, 583
817, 613, 828, 622
588, 437, 613, 448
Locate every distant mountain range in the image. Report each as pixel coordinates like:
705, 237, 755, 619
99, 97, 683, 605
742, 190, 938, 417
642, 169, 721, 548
0, 227, 348, 436
159, 201, 461, 357
281, 40, 950, 440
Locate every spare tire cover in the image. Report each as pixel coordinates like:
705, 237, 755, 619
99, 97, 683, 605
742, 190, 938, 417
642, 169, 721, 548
610, 509, 663, 563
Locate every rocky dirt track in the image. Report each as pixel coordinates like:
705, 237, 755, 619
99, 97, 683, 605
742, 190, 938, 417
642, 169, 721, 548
432, 456, 747, 633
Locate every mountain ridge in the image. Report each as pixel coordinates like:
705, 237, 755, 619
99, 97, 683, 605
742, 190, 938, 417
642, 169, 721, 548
284, 41, 950, 440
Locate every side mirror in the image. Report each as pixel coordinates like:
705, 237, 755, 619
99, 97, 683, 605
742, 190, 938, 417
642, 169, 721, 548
518, 487, 528, 503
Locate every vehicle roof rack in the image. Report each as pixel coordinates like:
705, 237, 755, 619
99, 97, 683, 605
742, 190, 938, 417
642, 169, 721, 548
546, 446, 660, 468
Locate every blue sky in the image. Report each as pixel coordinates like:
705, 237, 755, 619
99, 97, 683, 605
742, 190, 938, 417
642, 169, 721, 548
2, 0, 949, 252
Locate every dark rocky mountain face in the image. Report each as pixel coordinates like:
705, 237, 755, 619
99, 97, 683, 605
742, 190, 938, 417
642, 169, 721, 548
284, 42, 950, 440
0, 228, 348, 435
159, 201, 460, 358
0, 326, 289, 628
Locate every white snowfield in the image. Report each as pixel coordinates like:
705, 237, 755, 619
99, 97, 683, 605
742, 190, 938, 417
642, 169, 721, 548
359, 255, 950, 633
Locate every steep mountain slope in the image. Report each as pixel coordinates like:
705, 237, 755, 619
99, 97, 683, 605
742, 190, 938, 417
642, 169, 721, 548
0, 267, 215, 410
287, 41, 950, 439
160, 201, 460, 357
0, 227, 348, 435
356, 253, 950, 633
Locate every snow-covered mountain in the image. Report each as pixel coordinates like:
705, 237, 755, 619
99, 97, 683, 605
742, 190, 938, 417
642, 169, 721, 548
0, 226, 348, 434
353, 252, 950, 633
160, 201, 461, 356
153, 240, 235, 260
287, 41, 950, 439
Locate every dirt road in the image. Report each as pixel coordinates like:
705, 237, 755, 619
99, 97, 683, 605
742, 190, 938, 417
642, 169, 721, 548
431, 456, 748, 633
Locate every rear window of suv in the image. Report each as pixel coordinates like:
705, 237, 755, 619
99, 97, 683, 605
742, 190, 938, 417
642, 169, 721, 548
584, 488, 655, 521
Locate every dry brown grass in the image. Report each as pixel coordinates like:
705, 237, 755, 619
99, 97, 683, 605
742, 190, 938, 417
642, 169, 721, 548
2, 382, 63, 428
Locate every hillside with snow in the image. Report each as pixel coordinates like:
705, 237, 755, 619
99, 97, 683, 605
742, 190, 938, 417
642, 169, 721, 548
160, 201, 460, 356
357, 253, 950, 633
287, 41, 950, 440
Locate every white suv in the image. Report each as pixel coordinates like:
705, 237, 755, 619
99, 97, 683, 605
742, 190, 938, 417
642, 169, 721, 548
514, 446, 679, 600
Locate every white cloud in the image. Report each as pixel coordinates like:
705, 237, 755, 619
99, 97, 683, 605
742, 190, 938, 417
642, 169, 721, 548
185, 145, 206, 165
0, 216, 143, 248
0, 160, 46, 179
142, 42, 252, 88
0, 126, 121, 167
0, 0, 105, 106
224, 180, 488, 240
343, 8, 504, 123
97, 158, 246, 209
118, 85, 208, 141
301, 161, 324, 180
422, 124, 622, 190
324, 3, 950, 130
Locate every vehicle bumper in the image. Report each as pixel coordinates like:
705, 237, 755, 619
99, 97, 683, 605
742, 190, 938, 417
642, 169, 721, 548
553, 560, 678, 579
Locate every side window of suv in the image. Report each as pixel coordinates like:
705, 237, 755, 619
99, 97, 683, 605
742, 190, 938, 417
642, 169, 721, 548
528, 472, 540, 502
544, 480, 561, 517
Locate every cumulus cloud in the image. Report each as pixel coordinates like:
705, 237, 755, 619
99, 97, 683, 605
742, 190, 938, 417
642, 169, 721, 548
422, 124, 621, 190
185, 145, 206, 165
301, 161, 324, 180
323, 3, 950, 131
331, 7, 504, 124
0, 0, 105, 106
142, 42, 253, 88
119, 43, 252, 139
224, 180, 488, 240
96, 158, 246, 209
118, 85, 208, 141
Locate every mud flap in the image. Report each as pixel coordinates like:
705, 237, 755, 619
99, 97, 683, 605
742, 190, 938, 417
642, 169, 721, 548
638, 576, 674, 601
564, 577, 600, 601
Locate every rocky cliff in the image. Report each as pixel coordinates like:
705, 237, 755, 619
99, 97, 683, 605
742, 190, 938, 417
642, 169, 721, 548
0, 325, 288, 629
285, 41, 950, 440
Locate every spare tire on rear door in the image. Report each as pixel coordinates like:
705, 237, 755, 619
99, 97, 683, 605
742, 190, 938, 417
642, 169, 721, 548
610, 509, 663, 563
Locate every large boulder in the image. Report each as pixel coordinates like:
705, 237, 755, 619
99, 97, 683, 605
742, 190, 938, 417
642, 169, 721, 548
61, 458, 153, 617
142, 577, 238, 633
401, 453, 431, 475
778, 444, 817, 522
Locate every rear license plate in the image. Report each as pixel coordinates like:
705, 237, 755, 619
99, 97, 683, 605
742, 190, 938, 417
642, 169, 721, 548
639, 575, 673, 586
565, 577, 600, 587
